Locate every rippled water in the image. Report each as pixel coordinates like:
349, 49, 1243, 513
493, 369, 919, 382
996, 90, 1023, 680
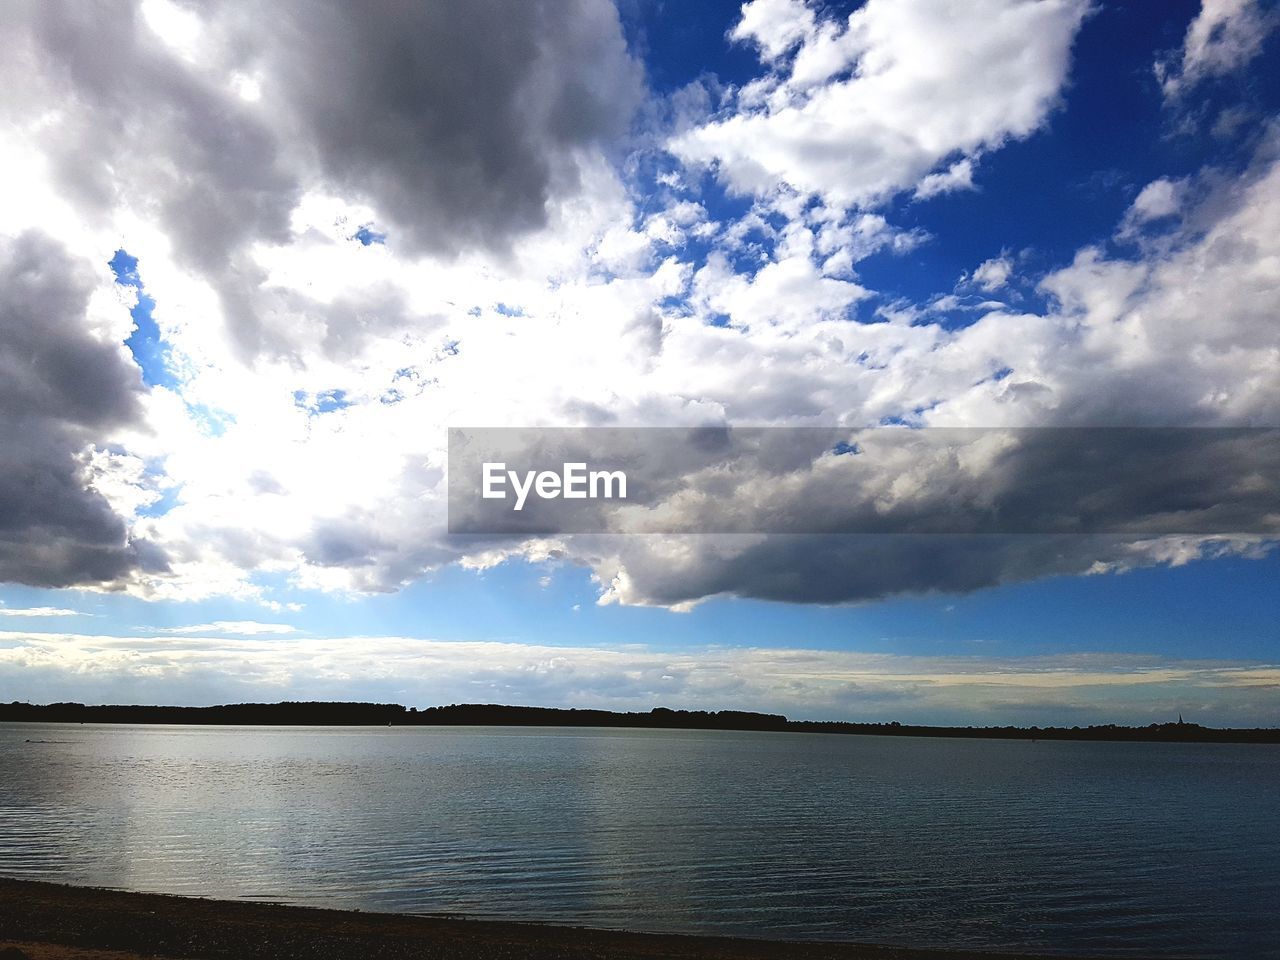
1, 724, 1277, 957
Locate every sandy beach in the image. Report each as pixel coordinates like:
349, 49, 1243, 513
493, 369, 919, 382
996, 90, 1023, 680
0, 878, 1119, 960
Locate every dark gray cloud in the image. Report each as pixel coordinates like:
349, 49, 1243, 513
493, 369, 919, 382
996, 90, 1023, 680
8, 1, 298, 266
3, 0, 298, 356
49, 0, 642, 244
587, 534, 1172, 607
0, 231, 165, 587
449, 427, 1280, 536
281, 423, 1280, 604
444, 425, 1278, 607
3, 0, 642, 357
230, 0, 644, 256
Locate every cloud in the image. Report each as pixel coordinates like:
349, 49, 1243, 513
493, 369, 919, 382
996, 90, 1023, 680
452, 427, 1280, 539
154, 620, 299, 636
914, 159, 976, 201
1, 1, 300, 357
1157, 0, 1277, 98
0, 231, 166, 588
670, 0, 1090, 209
731, 0, 819, 62
1, 629, 1276, 726
581, 534, 1272, 609
1035, 136, 1280, 423
1121, 177, 1188, 238
1, 0, 643, 357
148, 132, 1280, 607
0, 606, 87, 617
970, 255, 1013, 292
208, 0, 644, 258
0, 1, 1275, 620
1129, 178, 1185, 222
444, 136, 1280, 609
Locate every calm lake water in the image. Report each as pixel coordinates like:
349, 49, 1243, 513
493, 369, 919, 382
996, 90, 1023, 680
1, 724, 1277, 958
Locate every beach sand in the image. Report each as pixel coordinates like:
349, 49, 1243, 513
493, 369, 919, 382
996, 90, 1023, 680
0, 878, 1118, 960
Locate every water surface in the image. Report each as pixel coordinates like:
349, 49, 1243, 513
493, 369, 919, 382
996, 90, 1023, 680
1, 723, 1276, 958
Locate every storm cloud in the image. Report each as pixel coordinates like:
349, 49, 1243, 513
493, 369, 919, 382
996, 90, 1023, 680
223, 0, 645, 255
25, 0, 646, 255
2, 0, 643, 356
0, 231, 163, 587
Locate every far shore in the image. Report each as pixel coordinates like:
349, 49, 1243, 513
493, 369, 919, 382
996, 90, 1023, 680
3, 701, 1278, 744
0, 877, 1132, 960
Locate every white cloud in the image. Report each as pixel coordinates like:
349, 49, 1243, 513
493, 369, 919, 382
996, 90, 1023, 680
536, 136, 1280, 608
731, 0, 818, 63
970, 255, 1014, 292
1157, 0, 1277, 98
0, 629, 1276, 725
915, 159, 976, 201
1126, 177, 1185, 226
670, 0, 1090, 210
155, 621, 299, 636
0, 606, 87, 618
139, 0, 202, 61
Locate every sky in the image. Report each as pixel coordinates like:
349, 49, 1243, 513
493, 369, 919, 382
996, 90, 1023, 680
0, 0, 1278, 726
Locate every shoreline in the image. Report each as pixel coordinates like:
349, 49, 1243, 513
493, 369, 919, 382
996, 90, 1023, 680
0, 878, 1125, 960
4, 702, 1277, 744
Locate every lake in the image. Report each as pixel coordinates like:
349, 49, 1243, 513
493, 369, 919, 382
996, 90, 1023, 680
1, 723, 1276, 958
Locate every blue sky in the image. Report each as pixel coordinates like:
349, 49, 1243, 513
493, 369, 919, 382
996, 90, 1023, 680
0, 0, 1277, 724
4, 550, 1279, 660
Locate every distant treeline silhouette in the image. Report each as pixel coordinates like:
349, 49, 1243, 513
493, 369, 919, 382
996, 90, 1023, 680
2, 700, 1277, 743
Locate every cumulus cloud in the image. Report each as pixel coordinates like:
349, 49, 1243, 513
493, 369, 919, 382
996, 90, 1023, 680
584, 533, 1272, 609
1120, 177, 1189, 240
914, 159, 976, 201
0, 0, 643, 357
1128, 179, 1186, 223
451, 427, 1280, 539
670, 0, 1090, 209
1036, 139, 1280, 423
970, 255, 1014, 292
442, 136, 1280, 609
0, 231, 164, 588
190, 125, 1280, 606
206, 0, 644, 257
0, 0, 1275, 620
1157, 0, 1278, 98
123, 131, 1280, 606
